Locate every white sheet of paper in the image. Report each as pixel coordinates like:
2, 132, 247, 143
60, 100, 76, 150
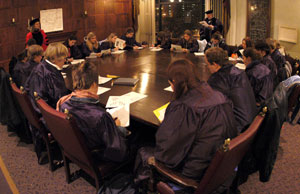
239, 49, 244, 55
121, 92, 147, 104
235, 63, 246, 70
98, 76, 112, 84
158, 107, 167, 122
164, 86, 173, 92
111, 50, 125, 54
106, 96, 127, 108
150, 48, 163, 52
71, 59, 85, 65
107, 104, 130, 127
194, 52, 205, 56
137, 47, 143, 50
229, 57, 237, 61
97, 87, 111, 95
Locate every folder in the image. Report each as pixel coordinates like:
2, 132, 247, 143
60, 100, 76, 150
113, 78, 139, 86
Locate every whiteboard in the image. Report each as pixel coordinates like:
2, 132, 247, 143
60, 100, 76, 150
40, 8, 63, 33
278, 26, 298, 44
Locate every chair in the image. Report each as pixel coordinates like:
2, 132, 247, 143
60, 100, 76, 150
35, 94, 122, 191
288, 84, 300, 124
9, 78, 58, 171
148, 107, 268, 194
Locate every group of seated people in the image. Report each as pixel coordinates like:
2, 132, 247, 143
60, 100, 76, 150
8, 25, 296, 193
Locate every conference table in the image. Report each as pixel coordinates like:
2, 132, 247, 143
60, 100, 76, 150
65, 49, 210, 128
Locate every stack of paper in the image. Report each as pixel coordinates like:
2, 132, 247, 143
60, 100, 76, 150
194, 52, 205, 56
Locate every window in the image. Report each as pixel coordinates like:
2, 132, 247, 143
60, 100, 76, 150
155, 0, 205, 38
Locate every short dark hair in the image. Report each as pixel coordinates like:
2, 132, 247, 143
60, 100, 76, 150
255, 41, 270, 55
205, 47, 228, 66
243, 37, 253, 48
69, 35, 77, 41
72, 61, 98, 90
125, 27, 134, 35
27, 38, 37, 46
243, 48, 262, 61
211, 32, 222, 41
183, 30, 192, 37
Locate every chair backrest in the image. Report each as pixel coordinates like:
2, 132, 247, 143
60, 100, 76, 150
35, 96, 96, 173
9, 79, 42, 130
195, 107, 267, 194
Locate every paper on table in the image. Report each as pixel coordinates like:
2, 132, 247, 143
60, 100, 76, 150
106, 96, 127, 108
150, 48, 163, 52
121, 92, 147, 104
164, 86, 173, 92
235, 63, 246, 70
98, 76, 112, 84
97, 87, 111, 95
137, 47, 143, 50
194, 52, 205, 56
111, 50, 125, 54
107, 104, 130, 127
153, 102, 170, 123
71, 59, 85, 65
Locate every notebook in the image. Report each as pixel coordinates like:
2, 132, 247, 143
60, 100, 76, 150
113, 78, 139, 86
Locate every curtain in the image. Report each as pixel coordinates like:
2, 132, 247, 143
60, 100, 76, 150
222, 0, 231, 36
133, 0, 140, 32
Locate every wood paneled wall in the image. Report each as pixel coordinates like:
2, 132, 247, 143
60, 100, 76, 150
0, 0, 133, 72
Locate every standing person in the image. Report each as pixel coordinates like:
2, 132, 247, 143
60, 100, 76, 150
171, 30, 199, 53
121, 27, 143, 50
243, 48, 274, 105
206, 47, 257, 132
200, 10, 223, 42
63, 35, 83, 62
82, 32, 102, 58
25, 18, 48, 51
135, 59, 238, 193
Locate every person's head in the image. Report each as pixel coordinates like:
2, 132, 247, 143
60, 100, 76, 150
27, 38, 37, 47
183, 30, 192, 41
205, 47, 228, 73
30, 18, 40, 32
242, 37, 253, 49
167, 59, 199, 99
68, 35, 77, 47
72, 61, 98, 94
87, 32, 97, 44
266, 38, 280, 53
157, 31, 166, 41
243, 48, 262, 66
205, 10, 213, 20
211, 32, 222, 45
125, 27, 135, 38
255, 41, 270, 57
17, 50, 28, 62
44, 43, 68, 67
27, 45, 44, 63
107, 33, 118, 43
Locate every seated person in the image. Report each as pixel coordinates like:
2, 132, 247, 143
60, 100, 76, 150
121, 27, 143, 50
266, 38, 287, 82
100, 33, 123, 52
171, 30, 199, 53
26, 38, 37, 48
255, 42, 277, 85
82, 32, 102, 57
63, 35, 83, 62
206, 47, 257, 132
154, 31, 171, 49
243, 48, 274, 105
57, 62, 128, 162
13, 45, 43, 87
205, 32, 229, 55
24, 42, 70, 164
135, 59, 238, 193
233, 37, 254, 58
11, 50, 27, 87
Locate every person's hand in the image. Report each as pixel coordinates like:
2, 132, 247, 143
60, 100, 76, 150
114, 47, 119, 51
183, 48, 189, 53
67, 58, 74, 62
209, 25, 214, 30
170, 48, 174, 51
133, 46, 139, 50
114, 117, 121, 126
156, 45, 161, 48
96, 52, 102, 57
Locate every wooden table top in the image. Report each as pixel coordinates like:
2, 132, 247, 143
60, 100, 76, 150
66, 49, 210, 127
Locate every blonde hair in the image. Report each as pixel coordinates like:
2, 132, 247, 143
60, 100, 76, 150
107, 33, 117, 42
27, 45, 43, 61
44, 43, 68, 62
86, 32, 98, 51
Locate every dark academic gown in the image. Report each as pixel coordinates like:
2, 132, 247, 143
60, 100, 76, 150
262, 55, 277, 83
155, 39, 172, 49
177, 38, 199, 53
246, 60, 274, 104
81, 41, 101, 57
63, 41, 83, 59
60, 97, 128, 163
24, 59, 70, 160
271, 49, 287, 83
200, 17, 223, 42
120, 35, 141, 50
208, 64, 257, 132
100, 41, 115, 51
205, 40, 229, 55
12, 60, 38, 88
